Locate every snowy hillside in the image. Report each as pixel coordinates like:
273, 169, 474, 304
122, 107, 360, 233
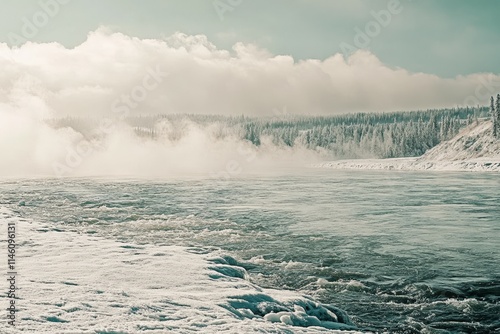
317, 121, 500, 172
418, 120, 500, 162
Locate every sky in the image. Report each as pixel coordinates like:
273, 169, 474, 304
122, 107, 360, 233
0, 0, 499, 77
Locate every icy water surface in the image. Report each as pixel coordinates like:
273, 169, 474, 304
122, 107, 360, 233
1, 170, 499, 333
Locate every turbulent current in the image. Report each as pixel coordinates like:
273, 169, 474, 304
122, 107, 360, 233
0, 170, 499, 333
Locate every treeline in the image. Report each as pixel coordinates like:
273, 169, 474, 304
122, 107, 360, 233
50, 107, 489, 159
241, 107, 487, 158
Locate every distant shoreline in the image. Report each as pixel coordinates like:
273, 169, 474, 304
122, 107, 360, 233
314, 158, 500, 172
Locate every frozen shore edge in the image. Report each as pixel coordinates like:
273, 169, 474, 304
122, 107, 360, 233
314, 158, 500, 172
312, 158, 500, 172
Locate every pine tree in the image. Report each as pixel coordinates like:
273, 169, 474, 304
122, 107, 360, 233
491, 96, 497, 138
496, 94, 500, 139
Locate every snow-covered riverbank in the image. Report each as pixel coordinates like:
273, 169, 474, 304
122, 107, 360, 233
317, 121, 500, 172
316, 157, 500, 172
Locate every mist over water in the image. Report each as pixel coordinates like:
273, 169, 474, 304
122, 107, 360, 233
0, 112, 324, 178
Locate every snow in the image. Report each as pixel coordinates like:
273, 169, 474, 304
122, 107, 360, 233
316, 121, 500, 172
0, 207, 359, 333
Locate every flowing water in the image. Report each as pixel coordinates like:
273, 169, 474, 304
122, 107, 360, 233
1, 170, 499, 333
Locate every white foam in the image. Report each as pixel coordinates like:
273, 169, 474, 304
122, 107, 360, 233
0, 208, 360, 333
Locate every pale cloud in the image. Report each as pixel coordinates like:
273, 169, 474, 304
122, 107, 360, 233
1, 29, 498, 119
